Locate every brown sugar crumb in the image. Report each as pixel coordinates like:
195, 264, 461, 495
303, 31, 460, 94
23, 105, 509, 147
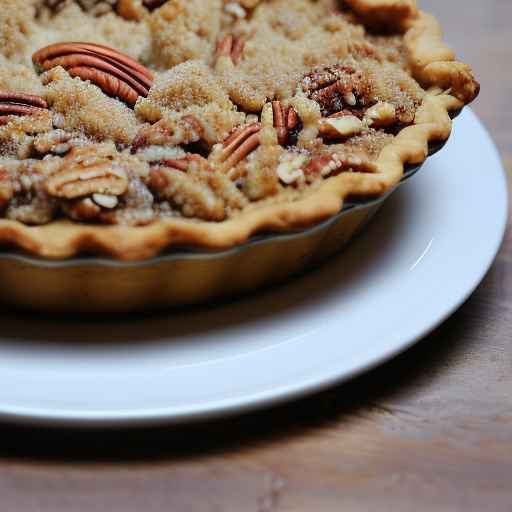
43, 66, 140, 145
136, 61, 245, 145
149, 0, 222, 69
0, 59, 44, 96
140, 61, 233, 113
0, 0, 35, 63
35, 1, 150, 62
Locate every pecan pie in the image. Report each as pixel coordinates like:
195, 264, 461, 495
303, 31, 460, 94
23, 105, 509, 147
0, 0, 479, 259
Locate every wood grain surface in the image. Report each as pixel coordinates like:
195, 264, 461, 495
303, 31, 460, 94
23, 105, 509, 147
1, 1, 510, 510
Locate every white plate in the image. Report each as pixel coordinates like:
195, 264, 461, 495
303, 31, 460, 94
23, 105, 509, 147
0, 109, 507, 427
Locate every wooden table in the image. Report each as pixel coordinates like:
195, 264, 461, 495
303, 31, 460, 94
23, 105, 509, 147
1, 1, 510, 510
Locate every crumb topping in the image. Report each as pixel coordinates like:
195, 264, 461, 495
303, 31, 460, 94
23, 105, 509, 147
0, 0, 430, 225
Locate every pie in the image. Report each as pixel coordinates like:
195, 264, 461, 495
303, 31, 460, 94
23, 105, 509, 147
0, 0, 479, 260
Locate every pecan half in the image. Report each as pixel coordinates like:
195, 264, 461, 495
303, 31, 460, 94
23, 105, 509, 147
214, 122, 261, 171
214, 35, 245, 67
0, 91, 49, 125
271, 101, 301, 146
301, 64, 370, 117
46, 146, 129, 199
33, 43, 153, 107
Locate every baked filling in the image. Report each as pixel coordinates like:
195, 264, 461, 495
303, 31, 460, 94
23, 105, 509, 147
0, 0, 465, 228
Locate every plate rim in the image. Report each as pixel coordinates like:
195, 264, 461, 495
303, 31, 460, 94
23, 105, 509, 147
0, 109, 508, 428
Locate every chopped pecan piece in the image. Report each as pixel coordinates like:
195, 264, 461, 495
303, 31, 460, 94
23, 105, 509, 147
99, 178, 155, 226
150, 153, 212, 172
33, 43, 154, 107
33, 129, 75, 155
277, 153, 308, 185
301, 64, 371, 116
271, 101, 301, 147
62, 193, 120, 222
131, 115, 204, 154
45, 146, 129, 200
62, 197, 102, 221
149, 166, 225, 221
364, 101, 397, 127
319, 112, 364, 140
214, 35, 245, 68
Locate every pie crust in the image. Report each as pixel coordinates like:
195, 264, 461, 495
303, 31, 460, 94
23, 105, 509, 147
0, 0, 479, 260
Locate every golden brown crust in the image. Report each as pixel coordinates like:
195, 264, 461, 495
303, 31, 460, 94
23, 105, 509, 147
0, 0, 479, 260
404, 11, 480, 103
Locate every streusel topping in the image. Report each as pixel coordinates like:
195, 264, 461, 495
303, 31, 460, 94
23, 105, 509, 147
0, 0, 427, 225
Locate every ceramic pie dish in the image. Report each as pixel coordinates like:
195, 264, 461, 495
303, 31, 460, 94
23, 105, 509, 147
0, 0, 478, 310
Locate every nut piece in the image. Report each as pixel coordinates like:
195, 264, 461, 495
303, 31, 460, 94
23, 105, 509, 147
301, 64, 370, 116
212, 123, 262, 171
150, 153, 212, 173
33, 129, 74, 155
46, 146, 129, 199
364, 101, 396, 127
319, 114, 363, 139
131, 115, 204, 154
272, 101, 301, 146
32, 43, 154, 107
214, 35, 245, 68
277, 154, 307, 185
92, 193, 119, 209
62, 197, 102, 221
149, 166, 225, 221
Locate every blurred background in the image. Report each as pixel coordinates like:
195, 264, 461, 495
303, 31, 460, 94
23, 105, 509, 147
422, 0, 510, 162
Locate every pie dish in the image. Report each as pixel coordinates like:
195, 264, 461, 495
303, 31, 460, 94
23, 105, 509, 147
0, 0, 479, 262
